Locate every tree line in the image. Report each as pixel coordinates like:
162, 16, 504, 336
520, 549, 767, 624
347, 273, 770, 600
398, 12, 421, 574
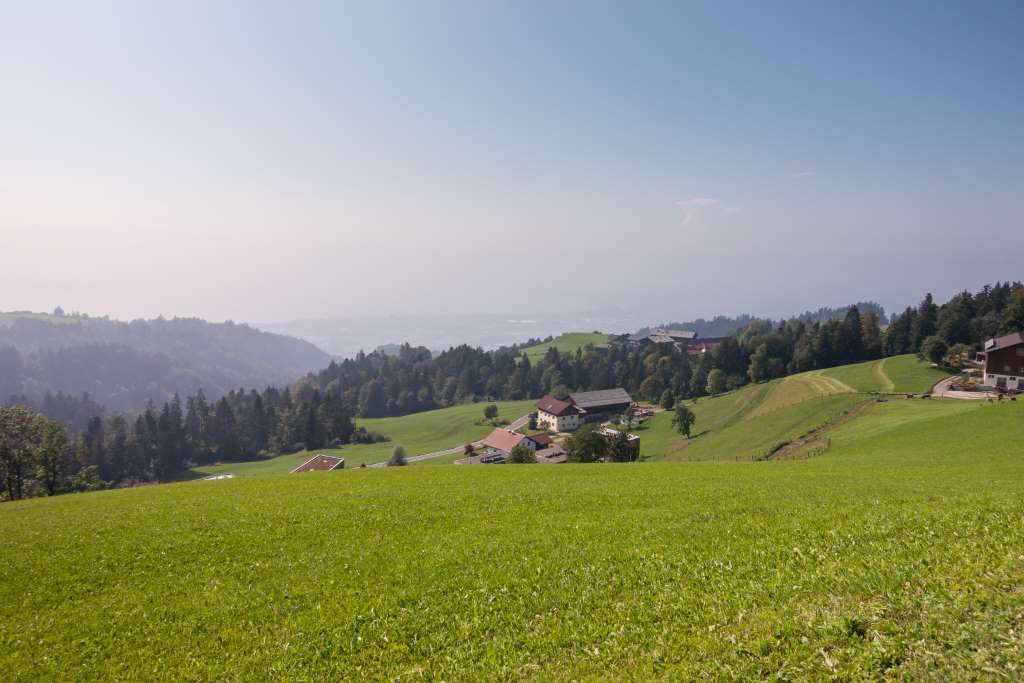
1, 385, 386, 499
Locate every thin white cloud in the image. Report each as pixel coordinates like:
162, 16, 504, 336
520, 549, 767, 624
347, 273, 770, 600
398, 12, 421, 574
677, 197, 739, 225
790, 171, 815, 178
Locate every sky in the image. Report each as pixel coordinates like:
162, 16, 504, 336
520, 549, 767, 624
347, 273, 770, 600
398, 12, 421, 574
2, 0, 1022, 325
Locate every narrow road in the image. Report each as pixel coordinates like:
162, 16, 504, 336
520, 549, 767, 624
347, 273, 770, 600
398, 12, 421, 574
931, 375, 996, 400
366, 413, 531, 468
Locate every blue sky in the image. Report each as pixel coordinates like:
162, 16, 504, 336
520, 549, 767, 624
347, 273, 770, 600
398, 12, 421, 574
2, 1, 1022, 323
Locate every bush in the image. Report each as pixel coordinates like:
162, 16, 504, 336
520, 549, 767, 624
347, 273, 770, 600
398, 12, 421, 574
387, 445, 408, 467
506, 444, 536, 464
919, 336, 948, 365
564, 425, 608, 463
351, 428, 389, 444
67, 466, 109, 493
659, 389, 675, 410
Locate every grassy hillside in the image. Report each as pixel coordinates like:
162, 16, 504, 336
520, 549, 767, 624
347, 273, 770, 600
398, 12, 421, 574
822, 354, 949, 394
638, 355, 952, 462
2, 400, 1021, 679
519, 332, 607, 362
190, 399, 537, 476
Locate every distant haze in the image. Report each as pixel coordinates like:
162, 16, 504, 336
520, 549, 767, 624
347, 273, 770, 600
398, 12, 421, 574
259, 311, 656, 358
3, 2, 1022, 324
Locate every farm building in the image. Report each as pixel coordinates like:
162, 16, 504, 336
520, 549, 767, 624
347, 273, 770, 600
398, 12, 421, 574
481, 428, 538, 459
291, 454, 345, 473
535, 396, 582, 432
569, 388, 633, 423
685, 336, 733, 355
536, 389, 634, 431
611, 329, 731, 355
530, 433, 554, 450
977, 332, 1024, 391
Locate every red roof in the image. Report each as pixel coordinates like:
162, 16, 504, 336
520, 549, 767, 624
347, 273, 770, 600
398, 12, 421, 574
291, 454, 345, 473
482, 428, 529, 453
530, 434, 553, 446
536, 396, 579, 416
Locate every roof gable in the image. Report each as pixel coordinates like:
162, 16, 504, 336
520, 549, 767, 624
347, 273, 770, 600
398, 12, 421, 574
985, 332, 1024, 351
536, 396, 579, 416
483, 428, 527, 453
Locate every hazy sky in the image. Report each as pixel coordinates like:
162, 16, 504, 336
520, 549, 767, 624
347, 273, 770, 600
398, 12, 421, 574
3, 1, 1022, 324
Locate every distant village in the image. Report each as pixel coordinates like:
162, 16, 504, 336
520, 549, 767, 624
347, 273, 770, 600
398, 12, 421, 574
608, 327, 734, 356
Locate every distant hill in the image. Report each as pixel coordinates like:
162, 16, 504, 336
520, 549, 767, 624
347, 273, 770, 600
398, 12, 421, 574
517, 332, 608, 362
0, 311, 332, 411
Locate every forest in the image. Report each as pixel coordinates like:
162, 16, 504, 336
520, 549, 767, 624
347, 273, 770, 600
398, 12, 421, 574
0, 312, 331, 410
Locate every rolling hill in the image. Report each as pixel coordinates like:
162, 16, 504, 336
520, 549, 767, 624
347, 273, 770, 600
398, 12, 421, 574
518, 332, 608, 362
0, 312, 332, 410
638, 354, 951, 462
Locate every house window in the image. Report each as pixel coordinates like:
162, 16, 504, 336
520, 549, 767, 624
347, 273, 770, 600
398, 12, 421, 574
1016, 348, 1024, 357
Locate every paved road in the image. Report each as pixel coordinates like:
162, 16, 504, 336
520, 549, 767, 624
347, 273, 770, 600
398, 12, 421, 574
931, 375, 997, 400
367, 413, 531, 468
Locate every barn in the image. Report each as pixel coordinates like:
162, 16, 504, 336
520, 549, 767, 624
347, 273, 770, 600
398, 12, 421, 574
569, 388, 633, 423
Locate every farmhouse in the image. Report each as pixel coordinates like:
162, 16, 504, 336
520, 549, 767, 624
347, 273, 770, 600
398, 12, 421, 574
569, 388, 633, 423
482, 428, 538, 459
977, 332, 1024, 391
535, 396, 582, 432
536, 388, 634, 431
291, 454, 345, 473
612, 329, 731, 355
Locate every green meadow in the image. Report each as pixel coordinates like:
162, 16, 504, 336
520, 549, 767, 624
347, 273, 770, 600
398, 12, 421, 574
822, 354, 949, 394
190, 399, 537, 476
2, 397, 1022, 679
638, 354, 950, 462
519, 332, 608, 362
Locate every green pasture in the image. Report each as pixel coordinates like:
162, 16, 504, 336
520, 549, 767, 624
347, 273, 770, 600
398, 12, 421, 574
2, 400, 1022, 679
518, 332, 608, 362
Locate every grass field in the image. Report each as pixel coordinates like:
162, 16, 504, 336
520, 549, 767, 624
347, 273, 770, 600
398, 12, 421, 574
639, 392, 865, 461
636, 355, 951, 462
822, 354, 949, 394
519, 332, 608, 362
189, 399, 537, 477
2, 398, 1022, 679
